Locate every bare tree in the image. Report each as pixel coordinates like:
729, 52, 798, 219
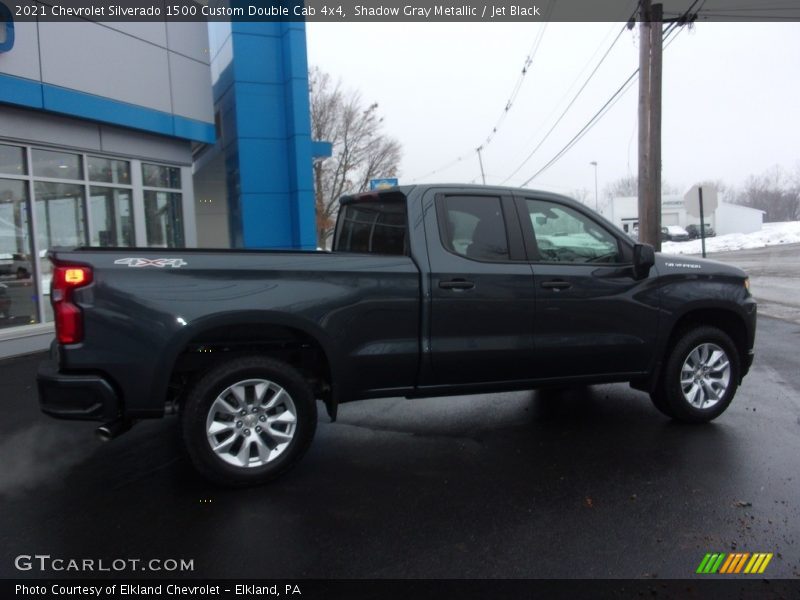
570, 187, 591, 206
310, 67, 402, 246
604, 175, 678, 201
733, 166, 800, 222
603, 175, 639, 200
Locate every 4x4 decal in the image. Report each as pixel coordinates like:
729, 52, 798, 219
114, 258, 188, 268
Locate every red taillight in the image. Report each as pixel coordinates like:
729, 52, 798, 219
52, 265, 93, 344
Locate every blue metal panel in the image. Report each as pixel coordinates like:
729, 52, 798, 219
231, 21, 283, 37
237, 139, 290, 194
280, 21, 316, 249
240, 193, 294, 248
219, 20, 317, 250
43, 85, 216, 144
311, 141, 333, 159
44, 84, 175, 133
0, 73, 215, 143
173, 115, 217, 144
234, 82, 287, 139
280, 25, 308, 77
231, 33, 284, 83
283, 77, 312, 137
0, 73, 43, 108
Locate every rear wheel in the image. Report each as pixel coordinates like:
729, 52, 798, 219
650, 326, 740, 423
181, 356, 317, 486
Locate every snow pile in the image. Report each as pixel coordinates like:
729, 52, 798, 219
662, 222, 800, 255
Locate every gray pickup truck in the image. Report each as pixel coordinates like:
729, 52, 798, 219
38, 185, 756, 485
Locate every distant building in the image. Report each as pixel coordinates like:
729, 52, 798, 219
602, 195, 764, 236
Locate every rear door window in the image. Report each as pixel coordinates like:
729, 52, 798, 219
438, 195, 510, 262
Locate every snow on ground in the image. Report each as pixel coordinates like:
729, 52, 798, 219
661, 221, 800, 255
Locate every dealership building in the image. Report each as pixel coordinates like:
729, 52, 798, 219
0, 15, 322, 357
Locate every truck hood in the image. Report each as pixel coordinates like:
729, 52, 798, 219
655, 253, 747, 278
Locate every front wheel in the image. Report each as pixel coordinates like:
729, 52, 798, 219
181, 356, 317, 486
650, 326, 740, 423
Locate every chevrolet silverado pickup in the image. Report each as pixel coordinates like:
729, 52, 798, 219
37, 185, 756, 485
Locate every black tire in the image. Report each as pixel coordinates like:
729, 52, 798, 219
181, 356, 317, 486
650, 326, 740, 423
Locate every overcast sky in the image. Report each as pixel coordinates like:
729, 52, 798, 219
306, 21, 800, 202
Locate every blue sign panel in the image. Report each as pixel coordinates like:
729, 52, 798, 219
369, 178, 398, 190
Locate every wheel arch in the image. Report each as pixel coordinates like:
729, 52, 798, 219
634, 304, 749, 394
152, 311, 342, 420
665, 306, 749, 382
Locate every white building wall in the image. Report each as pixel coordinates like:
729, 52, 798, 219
606, 195, 761, 235
715, 203, 764, 235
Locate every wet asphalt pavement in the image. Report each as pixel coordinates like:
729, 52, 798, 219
0, 316, 798, 580
705, 243, 800, 324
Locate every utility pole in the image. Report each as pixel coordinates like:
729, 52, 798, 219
637, 0, 651, 248
476, 146, 487, 185
650, 3, 663, 252
590, 161, 598, 212
637, 0, 663, 252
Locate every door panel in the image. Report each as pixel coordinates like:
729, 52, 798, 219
517, 196, 659, 379
424, 191, 536, 385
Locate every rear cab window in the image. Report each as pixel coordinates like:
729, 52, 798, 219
333, 192, 408, 255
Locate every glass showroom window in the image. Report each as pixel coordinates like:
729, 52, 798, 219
34, 182, 86, 249
90, 187, 134, 246
87, 156, 131, 185
144, 191, 184, 247
32, 148, 83, 180
143, 162, 181, 189
0, 146, 39, 328
0, 143, 27, 177
143, 163, 184, 247
88, 157, 134, 247
31, 149, 87, 253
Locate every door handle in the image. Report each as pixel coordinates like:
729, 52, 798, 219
541, 280, 571, 290
439, 279, 475, 290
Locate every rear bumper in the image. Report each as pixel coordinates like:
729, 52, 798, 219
37, 358, 122, 421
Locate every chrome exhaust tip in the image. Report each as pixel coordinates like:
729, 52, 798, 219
96, 419, 132, 442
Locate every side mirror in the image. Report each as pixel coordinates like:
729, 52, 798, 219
633, 243, 655, 280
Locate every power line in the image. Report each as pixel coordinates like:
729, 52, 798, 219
498, 0, 643, 184
513, 23, 621, 150
409, 0, 555, 183
520, 71, 639, 187
520, 24, 686, 187
516, 0, 701, 187
478, 17, 550, 151
500, 23, 630, 184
